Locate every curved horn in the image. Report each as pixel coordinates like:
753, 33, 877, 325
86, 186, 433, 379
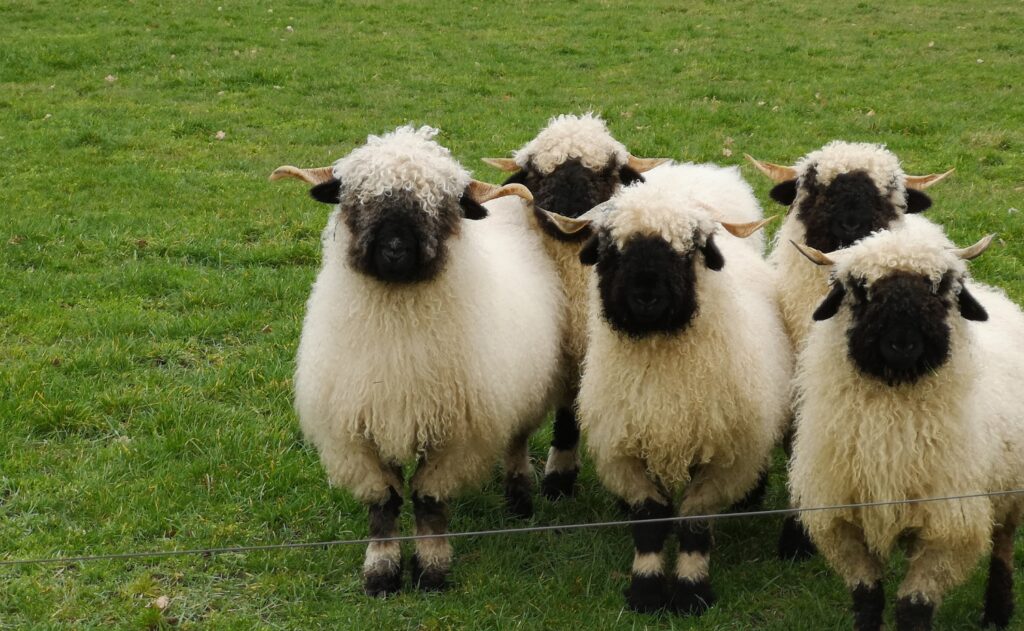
269, 165, 335, 185
744, 154, 797, 182
537, 208, 592, 236
466, 180, 533, 204
951, 233, 995, 261
790, 240, 835, 266
719, 216, 778, 239
481, 157, 521, 172
626, 155, 671, 172
905, 168, 955, 190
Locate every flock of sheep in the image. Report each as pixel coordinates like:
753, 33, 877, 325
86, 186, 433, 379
271, 114, 1024, 631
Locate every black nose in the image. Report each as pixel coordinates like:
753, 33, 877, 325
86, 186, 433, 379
880, 329, 924, 366
381, 238, 408, 263
839, 216, 864, 234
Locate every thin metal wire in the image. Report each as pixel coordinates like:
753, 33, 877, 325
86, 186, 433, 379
2, 488, 1021, 567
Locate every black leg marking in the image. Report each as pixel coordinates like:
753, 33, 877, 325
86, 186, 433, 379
363, 487, 403, 597
669, 576, 717, 616
625, 574, 669, 613
851, 581, 884, 631
411, 492, 451, 592
677, 519, 712, 554
632, 499, 672, 553
504, 471, 534, 519
669, 519, 716, 615
542, 406, 580, 499
778, 515, 817, 560
983, 523, 1017, 629
732, 469, 768, 512
894, 596, 934, 631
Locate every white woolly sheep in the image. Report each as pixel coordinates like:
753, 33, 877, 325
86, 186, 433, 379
788, 229, 1024, 631
545, 172, 792, 615
482, 112, 668, 497
745, 141, 954, 557
271, 126, 564, 596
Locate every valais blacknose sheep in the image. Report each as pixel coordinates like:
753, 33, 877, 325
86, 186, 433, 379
546, 171, 791, 615
271, 126, 563, 596
483, 113, 667, 498
789, 229, 1024, 631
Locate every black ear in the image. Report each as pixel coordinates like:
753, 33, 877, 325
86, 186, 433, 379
459, 194, 489, 220
310, 179, 342, 204
700, 235, 725, 271
812, 283, 846, 321
579, 234, 600, 265
769, 180, 798, 206
501, 170, 529, 186
618, 165, 645, 186
957, 286, 988, 321
905, 189, 932, 213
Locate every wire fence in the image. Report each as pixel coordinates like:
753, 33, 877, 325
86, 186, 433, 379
3, 488, 1022, 567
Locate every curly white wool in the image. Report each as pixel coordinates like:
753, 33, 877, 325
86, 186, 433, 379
512, 113, 628, 175
331, 125, 471, 214
795, 140, 906, 201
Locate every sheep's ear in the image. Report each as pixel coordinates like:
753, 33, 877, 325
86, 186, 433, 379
310, 179, 342, 204
700, 235, 725, 271
501, 170, 529, 186
958, 286, 988, 321
769, 180, 798, 206
906, 189, 932, 213
579, 234, 600, 266
618, 165, 645, 186
813, 283, 846, 321
459, 195, 489, 220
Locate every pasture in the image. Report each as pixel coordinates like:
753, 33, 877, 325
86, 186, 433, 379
1, 0, 1022, 628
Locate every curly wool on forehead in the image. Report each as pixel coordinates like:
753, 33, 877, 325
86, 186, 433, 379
832, 227, 964, 287
604, 183, 716, 253
796, 141, 906, 194
513, 113, 629, 175
331, 125, 471, 214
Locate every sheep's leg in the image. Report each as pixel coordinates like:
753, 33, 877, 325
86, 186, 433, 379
504, 429, 535, 519
409, 492, 451, 591
896, 528, 987, 631
669, 461, 760, 615
983, 519, 1018, 629
361, 462, 404, 597
601, 455, 672, 612
809, 520, 885, 631
542, 405, 580, 499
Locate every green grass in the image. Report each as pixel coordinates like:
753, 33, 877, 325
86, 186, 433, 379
1, 0, 1022, 628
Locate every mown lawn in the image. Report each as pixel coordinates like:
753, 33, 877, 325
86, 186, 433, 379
1, 1, 1022, 628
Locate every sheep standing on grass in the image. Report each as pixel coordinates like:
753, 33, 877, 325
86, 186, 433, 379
745, 141, 954, 557
484, 113, 667, 498
272, 126, 563, 595
545, 172, 791, 614
789, 230, 1024, 631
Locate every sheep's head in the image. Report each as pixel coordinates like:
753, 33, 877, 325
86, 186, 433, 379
747, 142, 953, 252
542, 184, 771, 338
271, 126, 530, 284
793, 231, 992, 385
483, 113, 667, 218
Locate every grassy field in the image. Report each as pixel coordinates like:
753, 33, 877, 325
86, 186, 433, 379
2, 0, 1022, 628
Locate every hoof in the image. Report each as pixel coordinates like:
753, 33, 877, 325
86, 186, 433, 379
669, 577, 716, 615
624, 574, 668, 613
894, 596, 934, 631
541, 468, 579, 500
778, 515, 817, 561
505, 475, 534, 519
363, 565, 402, 597
411, 554, 450, 592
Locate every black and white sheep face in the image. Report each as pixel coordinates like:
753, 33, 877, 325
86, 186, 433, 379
773, 166, 930, 253
503, 158, 644, 218
310, 179, 487, 285
582, 228, 724, 338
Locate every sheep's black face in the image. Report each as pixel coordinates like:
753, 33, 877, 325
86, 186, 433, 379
342, 192, 460, 284
506, 158, 642, 218
845, 273, 953, 385
594, 235, 697, 338
796, 169, 900, 252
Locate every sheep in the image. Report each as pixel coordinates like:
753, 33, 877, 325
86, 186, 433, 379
543, 172, 792, 614
745, 141, 954, 557
788, 229, 1024, 631
483, 112, 668, 498
270, 125, 564, 595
